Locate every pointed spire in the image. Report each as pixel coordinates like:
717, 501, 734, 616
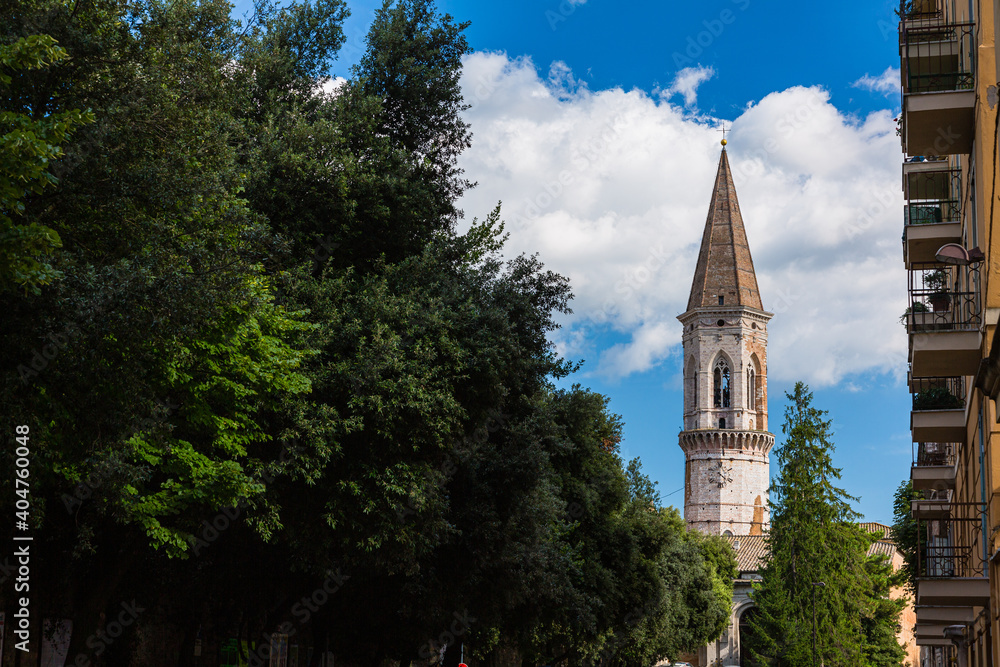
686, 148, 764, 311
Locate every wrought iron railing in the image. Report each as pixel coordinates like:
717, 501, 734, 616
906, 262, 981, 332
903, 167, 961, 224
911, 376, 965, 410
899, 0, 950, 22
916, 506, 988, 578
913, 440, 956, 467
905, 200, 961, 225
901, 22, 975, 94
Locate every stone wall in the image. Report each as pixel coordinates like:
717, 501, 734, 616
680, 430, 773, 535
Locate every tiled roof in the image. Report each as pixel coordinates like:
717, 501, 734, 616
725, 535, 769, 572
868, 541, 897, 559
724, 524, 900, 573
686, 149, 764, 311
859, 522, 892, 540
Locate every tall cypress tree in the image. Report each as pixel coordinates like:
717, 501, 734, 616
746, 383, 905, 667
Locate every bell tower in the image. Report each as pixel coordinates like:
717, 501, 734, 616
679, 145, 774, 537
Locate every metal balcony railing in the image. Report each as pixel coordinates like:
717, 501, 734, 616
913, 441, 956, 467
899, 0, 951, 23
903, 167, 961, 224
900, 22, 975, 94
905, 200, 961, 225
911, 376, 965, 410
905, 262, 981, 332
915, 506, 987, 579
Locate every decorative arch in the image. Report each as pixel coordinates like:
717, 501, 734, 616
685, 355, 697, 413
749, 352, 763, 414
713, 355, 732, 408
737, 604, 760, 667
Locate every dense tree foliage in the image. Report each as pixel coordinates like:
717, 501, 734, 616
745, 384, 906, 667
0, 1, 736, 665
890, 479, 921, 593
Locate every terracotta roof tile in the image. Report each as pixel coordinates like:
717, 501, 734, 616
724, 524, 900, 574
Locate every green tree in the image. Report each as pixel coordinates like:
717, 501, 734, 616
890, 479, 921, 592
0, 32, 93, 292
746, 383, 906, 667
0, 0, 747, 663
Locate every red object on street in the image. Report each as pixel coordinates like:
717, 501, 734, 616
459, 664, 468, 667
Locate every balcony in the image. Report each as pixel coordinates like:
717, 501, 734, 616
911, 376, 966, 442
915, 623, 955, 639
902, 163, 962, 267
906, 262, 982, 377
899, 22, 975, 155
916, 636, 956, 647
911, 441, 957, 491
899, 0, 941, 21
912, 497, 952, 519
916, 577, 990, 606
914, 510, 990, 607
915, 605, 976, 623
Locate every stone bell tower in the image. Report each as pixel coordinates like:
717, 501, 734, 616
679, 146, 774, 537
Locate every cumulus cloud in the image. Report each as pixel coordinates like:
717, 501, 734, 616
665, 65, 716, 107
852, 67, 901, 97
319, 76, 348, 96
456, 52, 905, 387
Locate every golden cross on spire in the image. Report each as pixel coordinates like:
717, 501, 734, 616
718, 123, 729, 147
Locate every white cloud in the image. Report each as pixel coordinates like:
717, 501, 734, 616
852, 67, 901, 97
456, 52, 906, 387
665, 65, 716, 107
319, 76, 348, 96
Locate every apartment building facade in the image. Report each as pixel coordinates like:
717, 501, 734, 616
898, 1, 1000, 665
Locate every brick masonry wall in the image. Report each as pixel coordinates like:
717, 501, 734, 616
680, 432, 773, 535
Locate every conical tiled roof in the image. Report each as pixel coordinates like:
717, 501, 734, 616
686, 149, 764, 311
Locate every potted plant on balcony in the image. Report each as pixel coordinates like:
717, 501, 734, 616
900, 301, 930, 326
913, 385, 963, 410
925, 269, 951, 312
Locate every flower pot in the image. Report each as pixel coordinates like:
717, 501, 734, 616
929, 293, 951, 312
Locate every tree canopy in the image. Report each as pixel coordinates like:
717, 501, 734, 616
745, 383, 906, 667
0, 1, 736, 665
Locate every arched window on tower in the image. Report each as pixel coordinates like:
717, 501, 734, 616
685, 357, 696, 413
714, 358, 731, 408
747, 367, 756, 410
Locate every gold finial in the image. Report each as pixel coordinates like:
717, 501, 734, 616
718, 123, 729, 147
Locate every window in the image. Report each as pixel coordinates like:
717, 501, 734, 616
685, 357, 697, 413
747, 368, 755, 410
718, 295, 724, 305
714, 358, 731, 408
719, 417, 726, 429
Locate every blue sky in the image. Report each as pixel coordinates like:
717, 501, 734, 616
231, 0, 913, 523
